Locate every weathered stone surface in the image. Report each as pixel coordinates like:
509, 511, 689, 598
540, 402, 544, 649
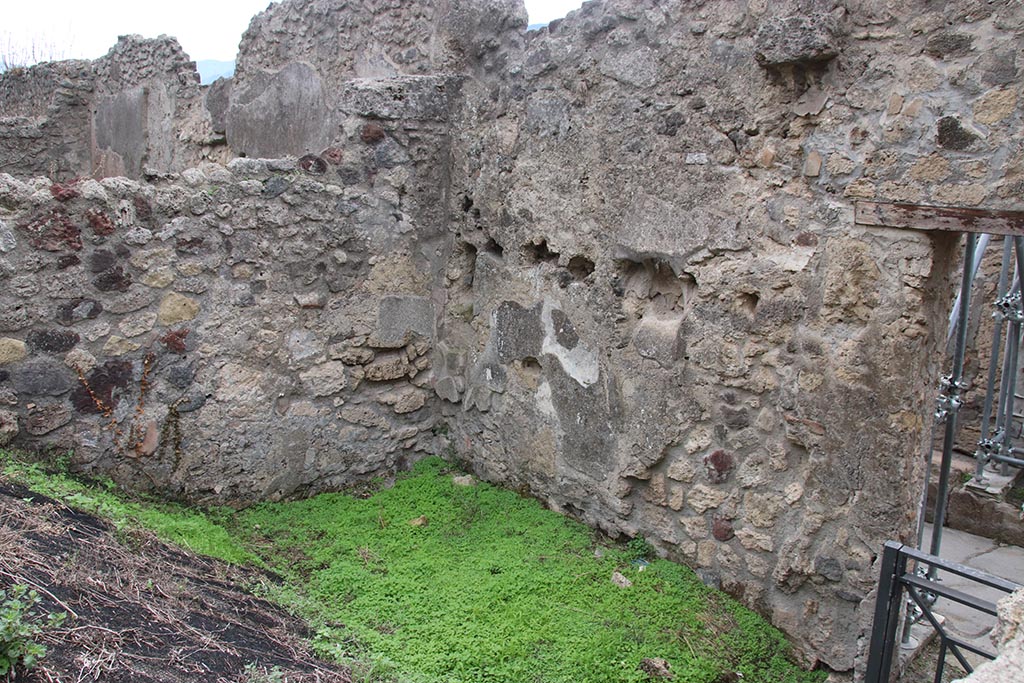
102, 335, 141, 356
688, 485, 729, 514
0, 338, 28, 365
754, 13, 840, 67
973, 89, 1018, 125
158, 293, 200, 325
1, 0, 1019, 674
0, 221, 15, 253
373, 296, 434, 348
64, 348, 97, 374
937, 116, 978, 150
703, 450, 734, 484
364, 353, 413, 382
24, 403, 72, 436
0, 410, 17, 446
56, 299, 103, 326
227, 62, 329, 158
10, 360, 72, 396
299, 362, 348, 397
712, 517, 734, 542
378, 387, 427, 414
27, 329, 80, 354
118, 312, 157, 338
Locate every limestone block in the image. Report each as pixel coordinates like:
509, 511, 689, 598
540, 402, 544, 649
337, 347, 375, 366
64, 349, 97, 374
102, 336, 141, 356
735, 527, 774, 552
377, 387, 427, 414
994, 589, 1024, 649
158, 293, 200, 325
0, 221, 15, 252
667, 457, 697, 483
744, 491, 786, 528
142, 268, 175, 288
688, 484, 729, 514
973, 88, 1017, 125
910, 154, 952, 182
364, 354, 412, 382
754, 13, 840, 67
299, 361, 348, 397
119, 312, 157, 338
0, 338, 27, 365
632, 314, 684, 368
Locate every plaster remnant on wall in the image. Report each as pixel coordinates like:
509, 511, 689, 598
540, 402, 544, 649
540, 302, 598, 388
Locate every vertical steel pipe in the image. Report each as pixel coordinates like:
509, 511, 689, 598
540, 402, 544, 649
975, 238, 1014, 481
928, 233, 978, 573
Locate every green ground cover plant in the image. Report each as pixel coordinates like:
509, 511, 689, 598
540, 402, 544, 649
0, 452, 253, 564
0, 585, 64, 678
1, 451, 825, 683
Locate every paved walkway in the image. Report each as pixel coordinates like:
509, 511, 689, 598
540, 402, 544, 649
921, 524, 1024, 665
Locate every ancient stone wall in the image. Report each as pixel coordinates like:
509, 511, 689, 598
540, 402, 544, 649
436, 0, 1021, 673
0, 60, 95, 180
0, 0, 1022, 676
0, 147, 444, 503
0, 36, 218, 181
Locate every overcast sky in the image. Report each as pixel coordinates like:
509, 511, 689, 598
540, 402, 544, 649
1, 0, 585, 64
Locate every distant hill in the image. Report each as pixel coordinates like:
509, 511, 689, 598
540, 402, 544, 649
528, 22, 548, 31
196, 59, 235, 85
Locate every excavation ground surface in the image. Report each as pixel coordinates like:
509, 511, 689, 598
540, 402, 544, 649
0, 453, 824, 683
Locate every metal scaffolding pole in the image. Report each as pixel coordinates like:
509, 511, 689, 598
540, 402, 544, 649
974, 238, 1015, 484
927, 233, 979, 577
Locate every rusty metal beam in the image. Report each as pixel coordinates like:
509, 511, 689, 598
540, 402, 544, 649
855, 201, 1024, 236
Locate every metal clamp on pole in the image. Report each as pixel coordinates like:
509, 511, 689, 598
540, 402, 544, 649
994, 291, 1024, 322
935, 374, 967, 422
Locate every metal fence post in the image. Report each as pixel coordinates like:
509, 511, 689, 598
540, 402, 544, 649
866, 541, 908, 683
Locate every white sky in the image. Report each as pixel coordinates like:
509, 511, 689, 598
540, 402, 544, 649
1, 0, 586, 64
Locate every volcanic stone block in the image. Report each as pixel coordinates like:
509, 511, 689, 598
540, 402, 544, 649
754, 13, 840, 67
372, 296, 435, 348
10, 360, 72, 396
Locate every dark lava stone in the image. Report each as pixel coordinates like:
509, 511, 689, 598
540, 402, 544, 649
263, 176, 290, 198
55, 299, 103, 326
93, 267, 132, 293
10, 360, 73, 396
937, 116, 977, 150
70, 360, 133, 413
27, 329, 80, 353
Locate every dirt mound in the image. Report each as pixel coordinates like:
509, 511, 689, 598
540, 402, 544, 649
0, 482, 351, 683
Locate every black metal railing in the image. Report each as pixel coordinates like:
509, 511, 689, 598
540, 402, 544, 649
866, 540, 1021, 683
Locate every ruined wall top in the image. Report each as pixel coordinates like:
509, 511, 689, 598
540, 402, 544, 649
236, 0, 527, 80
92, 34, 201, 98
